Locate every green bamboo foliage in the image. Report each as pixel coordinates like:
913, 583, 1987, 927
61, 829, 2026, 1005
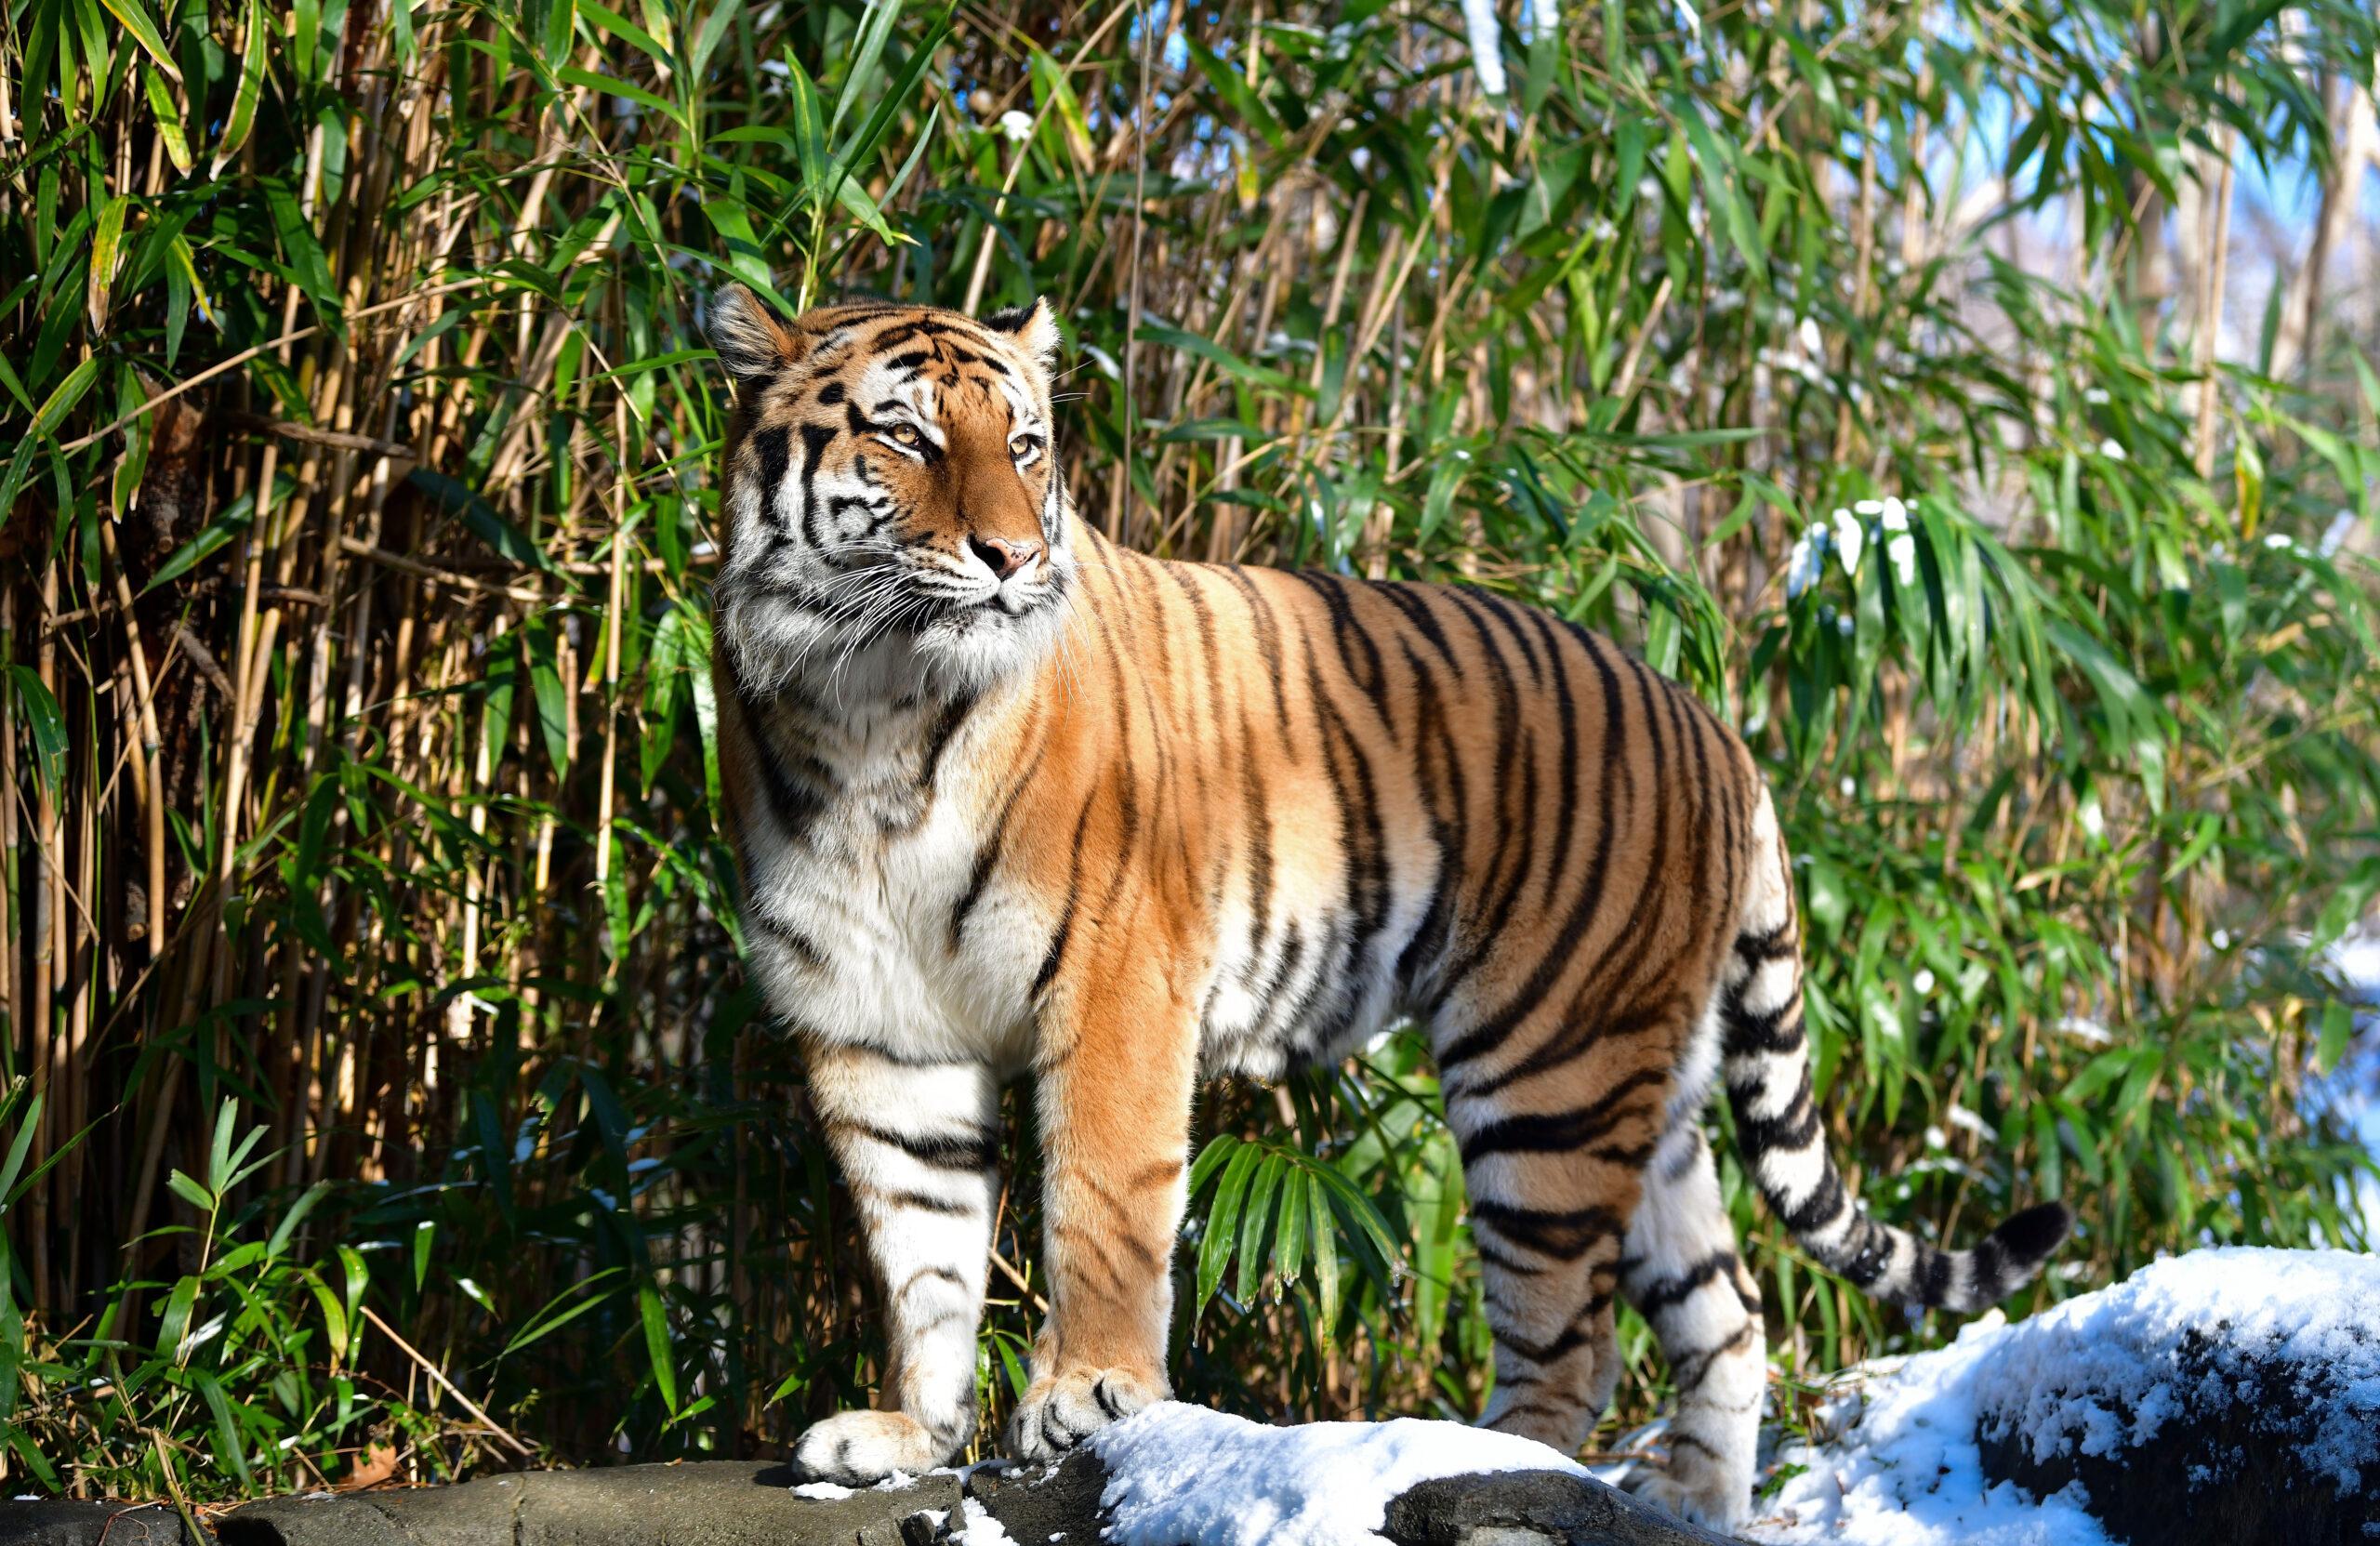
3, 0, 2379, 1498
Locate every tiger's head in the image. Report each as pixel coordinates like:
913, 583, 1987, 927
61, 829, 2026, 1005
707, 286, 1075, 699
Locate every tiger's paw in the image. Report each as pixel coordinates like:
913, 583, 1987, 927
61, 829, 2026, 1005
1622, 1466, 1749, 1535
792, 1409, 949, 1485
1004, 1365, 1166, 1460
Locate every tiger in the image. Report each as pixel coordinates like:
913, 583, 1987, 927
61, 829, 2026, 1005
703, 283, 2069, 1532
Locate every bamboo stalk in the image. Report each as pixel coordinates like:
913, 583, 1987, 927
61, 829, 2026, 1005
93, 519, 166, 956
2193, 126, 2237, 479
358, 1305, 536, 1457
594, 392, 628, 933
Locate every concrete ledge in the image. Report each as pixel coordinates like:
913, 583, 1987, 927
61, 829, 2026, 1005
2, 1453, 1731, 1546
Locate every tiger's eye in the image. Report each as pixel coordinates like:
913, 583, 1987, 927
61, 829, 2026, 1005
891, 424, 919, 445
1010, 436, 1032, 456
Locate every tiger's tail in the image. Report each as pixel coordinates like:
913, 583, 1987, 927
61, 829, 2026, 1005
1721, 788, 2069, 1313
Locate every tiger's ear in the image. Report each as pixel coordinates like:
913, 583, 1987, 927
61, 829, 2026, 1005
709, 284, 800, 390
983, 296, 1061, 364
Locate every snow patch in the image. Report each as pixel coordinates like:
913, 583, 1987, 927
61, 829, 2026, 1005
953, 1497, 1018, 1545
1749, 1311, 2111, 1545
1750, 1249, 2380, 1543
790, 1481, 854, 1500
1087, 1401, 1593, 1546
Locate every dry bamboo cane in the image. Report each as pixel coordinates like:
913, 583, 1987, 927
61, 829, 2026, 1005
28, 563, 58, 1309
1108, 0, 1156, 544
594, 393, 628, 971
93, 518, 167, 958
0, 589, 12, 1124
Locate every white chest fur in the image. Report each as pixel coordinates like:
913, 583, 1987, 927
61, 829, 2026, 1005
735, 688, 1047, 1075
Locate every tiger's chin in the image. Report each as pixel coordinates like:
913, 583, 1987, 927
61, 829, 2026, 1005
909, 590, 1070, 694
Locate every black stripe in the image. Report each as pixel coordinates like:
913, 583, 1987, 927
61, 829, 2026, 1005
951, 744, 1043, 947
1220, 567, 1295, 739
1289, 571, 1387, 699
1390, 639, 1461, 992
1238, 705, 1276, 969
1373, 581, 1461, 667
1472, 1237, 1548, 1277
878, 1190, 980, 1217
745, 720, 833, 841
797, 422, 838, 549
1031, 796, 1100, 1001
1491, 1299, 1611, 1365
1631, 1249, 1742, 1315
1472, 589, 1547, 688
750, 424, 792, 505
1730, 1065, 1824, 1156
1430, 589, 1527, 998
1437, 625, 1627, 1074
1721, 991, 1806, 1059
840, 1122, 999, 1171
750, 909, 826, 967
1468, 1199, 1626, 1262
918, 690, 981, 797
1456, 1065, 1669, 1163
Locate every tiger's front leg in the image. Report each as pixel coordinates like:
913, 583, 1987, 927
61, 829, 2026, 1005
1006, 968, 1199, 1460
793, 1046, 1001, 1484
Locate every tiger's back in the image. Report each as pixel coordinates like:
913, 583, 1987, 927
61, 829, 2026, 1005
707, 287, 2067, 1530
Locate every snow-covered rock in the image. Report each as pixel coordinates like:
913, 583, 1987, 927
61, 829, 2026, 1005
1750, 1248, 2380, 1545
1078, 1402, 1722, 1546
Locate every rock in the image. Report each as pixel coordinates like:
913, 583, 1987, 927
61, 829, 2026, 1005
1382, 1471, 1739, 1546
959, 1453, 1106, 1544
957, 1447, 1732, 1546
1752, 1248, 2380, 1544
1967, 1249, 2380, 1546
0, 1502, 196, 1546
2, 1434, 1729, 1546
0, 1464, 963, 1546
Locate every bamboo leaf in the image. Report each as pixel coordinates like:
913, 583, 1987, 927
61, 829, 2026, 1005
687, 0, 736, 80
826, 0, 903, 139
145, 68, 192, 172
1234, 1151, 1285, 1305
210, 0, 269, 176
95, 0, 180, 81
1307, 1175, 1341, 1349
829, 2, 954, 198
1195, 1141, 1262, 1314
1271, 1167, 1308, 1293
193, 1371, 252, 1487
2315, 1000, 2353, 1076
1141, 327, 1300, 393
576, 0, 670, 69
408, 469, 564, 574
0, 1094, 41, 1207
32, 356, 101, 438
6, 668, 68, 794
639, 1283, 679, 1414
504, 1269, 626, 1356
559, 63, 690, 133
309, 1279, 349, 1366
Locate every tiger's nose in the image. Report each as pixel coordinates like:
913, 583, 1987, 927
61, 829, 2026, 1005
969, 535, 1041, 580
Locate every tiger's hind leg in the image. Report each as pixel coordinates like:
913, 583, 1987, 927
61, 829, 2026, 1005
1440, 1023, 1655, 1459
1617, 1117, 1765, 1532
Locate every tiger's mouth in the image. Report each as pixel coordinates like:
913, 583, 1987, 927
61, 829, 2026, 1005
934, 577, 1063, 626
898, 554, 1064, 622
